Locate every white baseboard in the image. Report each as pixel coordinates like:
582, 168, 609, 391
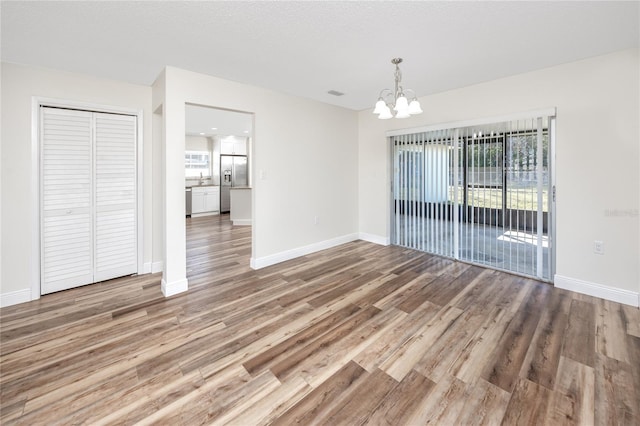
0, 288, 32, 308
232, 219, 252, 226
358, 232, 390, 246
161, 277, 189, 297
191, 211, 219, 218
250, 233, 359, 270
554, 274, 639, 307
143, 261, 164, 274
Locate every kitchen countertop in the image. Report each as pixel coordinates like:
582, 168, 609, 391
229, 186, 252, 190
186, 184, 220, 189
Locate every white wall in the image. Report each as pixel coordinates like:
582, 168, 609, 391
156, 66, 358, 292
0, 62, 154, 304
0, 61, 3, 302
152, 70, 165, 275
185, 135, 211, 152
359, 48, 640, 304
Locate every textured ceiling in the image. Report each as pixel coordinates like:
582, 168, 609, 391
2, 1, 638, 111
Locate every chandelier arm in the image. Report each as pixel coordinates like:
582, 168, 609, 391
378, 88, 393, 99
404, 88, 417, 99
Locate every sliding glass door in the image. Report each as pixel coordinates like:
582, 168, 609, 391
391, 114, 554, 281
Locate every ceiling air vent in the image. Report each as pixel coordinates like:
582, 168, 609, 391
327, 90, 344, 97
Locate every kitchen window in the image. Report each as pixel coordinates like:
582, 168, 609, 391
185, 150, 211, 178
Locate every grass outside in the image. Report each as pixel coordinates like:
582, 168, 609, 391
457, 187, 549, 211
399, 186, 549, 212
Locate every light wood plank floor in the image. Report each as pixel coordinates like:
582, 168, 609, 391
1, 215, 638, 425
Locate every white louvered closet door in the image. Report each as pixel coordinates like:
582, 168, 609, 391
94, 112, 137, 282
41, 107, 137, 294
41, 108, 94, 294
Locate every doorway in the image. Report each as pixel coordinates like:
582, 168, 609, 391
183, 104, 254, 275
391, 114, 555, 281
184, 104, 253, 217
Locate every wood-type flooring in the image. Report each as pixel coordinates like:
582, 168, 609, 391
1, 215, 639, 425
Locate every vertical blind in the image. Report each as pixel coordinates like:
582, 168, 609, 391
392, 115, 554, 281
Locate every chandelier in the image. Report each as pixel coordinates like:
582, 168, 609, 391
373, 58, 423, 119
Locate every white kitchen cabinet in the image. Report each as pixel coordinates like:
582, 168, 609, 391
191, 190, 205, 214
191, 186, 220, 215
205, 187, 220, 212
230, 188, 252, 226
220, 139, 247, 155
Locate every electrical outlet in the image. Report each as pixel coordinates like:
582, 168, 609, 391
314, 216, 319, 225
594, 240, 605, 255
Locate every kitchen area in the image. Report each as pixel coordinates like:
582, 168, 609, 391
185, 104, 252, 225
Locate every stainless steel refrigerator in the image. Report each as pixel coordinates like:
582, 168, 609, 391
220, 155, 248, 213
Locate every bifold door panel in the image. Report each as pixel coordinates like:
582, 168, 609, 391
41, 107, 137, 294
93, 113, 137, 282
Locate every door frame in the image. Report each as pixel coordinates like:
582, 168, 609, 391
388, 108, 557, 282
31, 97, 144, 300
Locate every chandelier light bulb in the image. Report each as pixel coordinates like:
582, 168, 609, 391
373, 99, 387, 114
378, 105, 393, 119
394, 96, 409, 112
408, 100, 423, 115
